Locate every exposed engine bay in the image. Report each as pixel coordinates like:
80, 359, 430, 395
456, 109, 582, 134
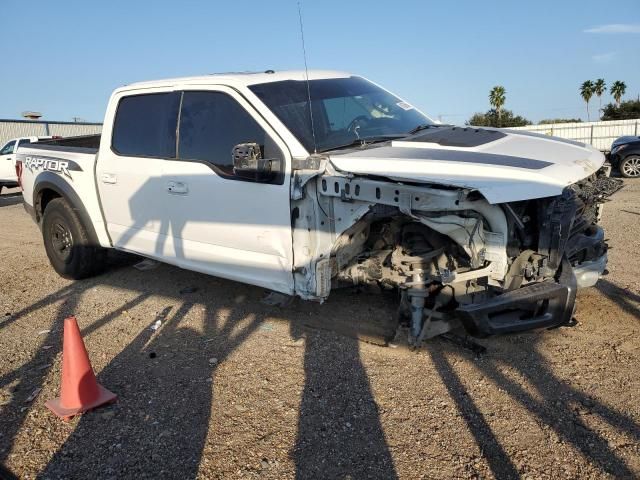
291, 160, 622, 346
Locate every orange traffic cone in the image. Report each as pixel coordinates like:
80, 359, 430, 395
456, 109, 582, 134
45, 316, 117, 420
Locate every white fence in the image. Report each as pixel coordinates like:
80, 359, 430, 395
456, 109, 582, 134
0, 119, 102, 147
511, 118, 639, 152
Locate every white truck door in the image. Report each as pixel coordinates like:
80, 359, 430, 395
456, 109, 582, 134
159, 87, 294, 294
0, 140, 17, 182
96, 90, 182, 257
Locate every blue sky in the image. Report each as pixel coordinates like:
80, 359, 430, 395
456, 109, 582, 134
2, 0, 638, 124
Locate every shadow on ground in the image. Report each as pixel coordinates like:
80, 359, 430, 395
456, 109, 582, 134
290, 324, 397, 479
596, 278, 640, 320
37, 301, 262, 478
429, 335, 639, 478
0, 255, 400, 479
1, 262, 639, 478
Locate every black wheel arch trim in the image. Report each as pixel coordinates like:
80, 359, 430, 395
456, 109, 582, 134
33, 172, 101, 247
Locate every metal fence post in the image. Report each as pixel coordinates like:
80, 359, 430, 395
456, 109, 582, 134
590, 125, 594, 145
635, 121, 638, 136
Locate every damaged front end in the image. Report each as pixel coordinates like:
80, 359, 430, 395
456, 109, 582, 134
290, 159, 622, 345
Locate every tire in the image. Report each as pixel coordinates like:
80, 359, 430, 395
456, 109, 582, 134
42, 197, 106, 279
619, 155, 640, 178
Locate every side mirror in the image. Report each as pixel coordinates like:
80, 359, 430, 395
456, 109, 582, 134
232, 142, 280, 181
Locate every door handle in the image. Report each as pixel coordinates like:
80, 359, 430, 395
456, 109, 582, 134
167, 181, 188, 195
101, 173, 117, 184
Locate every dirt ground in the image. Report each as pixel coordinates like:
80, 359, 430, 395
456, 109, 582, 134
0, 180, 639, 480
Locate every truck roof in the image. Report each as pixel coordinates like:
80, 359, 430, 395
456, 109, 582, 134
116, 70, 352, 93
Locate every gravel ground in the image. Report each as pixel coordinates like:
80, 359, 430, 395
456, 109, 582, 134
0, 181, 639, 480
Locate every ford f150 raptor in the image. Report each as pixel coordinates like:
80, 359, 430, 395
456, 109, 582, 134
16, 70, 621, 344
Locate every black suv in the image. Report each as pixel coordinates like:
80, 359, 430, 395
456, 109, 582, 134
610, 136, 640, 178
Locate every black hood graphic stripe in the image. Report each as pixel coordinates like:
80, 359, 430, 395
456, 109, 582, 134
334, 146, 552, 170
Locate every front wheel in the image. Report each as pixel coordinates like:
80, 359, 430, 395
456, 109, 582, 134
620, 155, 640, 178
42, 198, 106, 279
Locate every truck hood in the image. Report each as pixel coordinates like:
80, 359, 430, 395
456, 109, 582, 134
327, 127, 606, 204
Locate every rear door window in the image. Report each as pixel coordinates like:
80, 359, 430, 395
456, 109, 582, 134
112, 92, 180, 158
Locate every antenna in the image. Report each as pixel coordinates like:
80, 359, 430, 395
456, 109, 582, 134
297, 1, 317, 154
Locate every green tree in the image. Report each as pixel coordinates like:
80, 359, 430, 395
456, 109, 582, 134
593, 78, 606, 119
580, 80, 594, 121
538, 118, 582, 124
467, 109, 530, 128
610, 81, 627, 107
601, 99, 640, 120
489, 86, 506, 125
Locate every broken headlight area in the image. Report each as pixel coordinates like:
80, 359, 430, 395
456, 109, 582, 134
324, 176, 619, 345
535, 172, 622, 276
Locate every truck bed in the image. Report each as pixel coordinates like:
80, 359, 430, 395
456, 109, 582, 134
38, 134, 101, 151
16, 137, 112, 247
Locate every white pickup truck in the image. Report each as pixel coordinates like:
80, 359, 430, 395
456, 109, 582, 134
17, 70, 620, 343
0, 136, 52, 193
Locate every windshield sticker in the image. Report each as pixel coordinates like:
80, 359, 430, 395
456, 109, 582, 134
396, 101, 414, 111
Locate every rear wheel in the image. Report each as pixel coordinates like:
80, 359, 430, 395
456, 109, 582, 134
620, 155, 640, 178
42, 198, 106, 279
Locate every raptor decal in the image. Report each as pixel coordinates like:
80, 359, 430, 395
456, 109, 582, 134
23, 155, 82, 180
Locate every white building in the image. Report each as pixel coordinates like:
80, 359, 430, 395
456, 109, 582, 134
0, 119, 102, 146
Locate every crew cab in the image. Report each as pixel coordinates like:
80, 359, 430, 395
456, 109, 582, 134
0, 136, 52, 193
16, 71, 621, 344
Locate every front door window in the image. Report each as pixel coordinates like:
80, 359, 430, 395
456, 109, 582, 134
0, 141, 16, 155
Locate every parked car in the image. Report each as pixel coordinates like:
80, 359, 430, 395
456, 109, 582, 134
610, 135, 640, 178
0, 136, 52, 193
15, 70, 620, 344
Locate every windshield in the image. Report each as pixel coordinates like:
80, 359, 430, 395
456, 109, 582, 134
249, 76, 433, 153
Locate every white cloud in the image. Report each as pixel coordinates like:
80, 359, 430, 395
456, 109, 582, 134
592, 52, 616, 63
584, 23, 640, 34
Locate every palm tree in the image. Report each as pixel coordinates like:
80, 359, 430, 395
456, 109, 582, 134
593, 78, 606, 119
580, 80, 594, 121
610, 81, 627, 107
489, 86, 506, 126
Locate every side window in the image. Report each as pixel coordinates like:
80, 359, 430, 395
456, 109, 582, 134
178, 91, 283, 181
112, 92, 180, 158
17, 139, 32, 148
0, 140, 16, 155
